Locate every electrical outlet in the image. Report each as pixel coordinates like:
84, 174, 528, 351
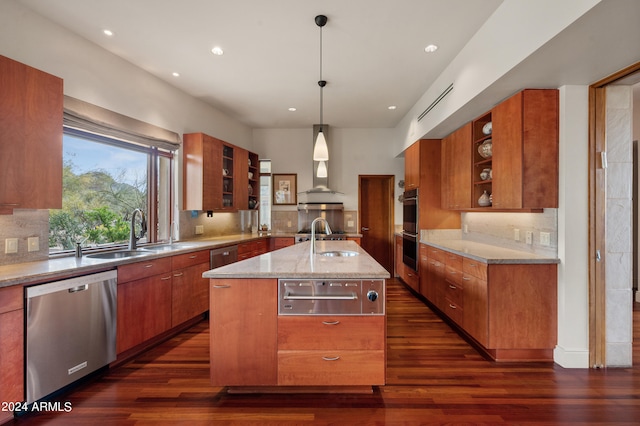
463, 224, 468, 234
347, 220, 354, 227
540, 232, 550, 246
525, 231, 533, 245
287, 220, 292, 228
195, 225, 204, 235
28, 237, 39, 252
514, 229, 520, 241
5, 238, 18, 254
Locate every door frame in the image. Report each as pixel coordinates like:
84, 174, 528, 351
358, 175, 395, 274
589, 61, 640, 367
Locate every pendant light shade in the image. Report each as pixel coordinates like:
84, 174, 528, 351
316, 160, 328, 178
313, 128, 329, 161
313, 15, 329, 162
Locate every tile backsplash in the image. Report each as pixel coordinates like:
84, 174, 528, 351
0, 209, 50, 265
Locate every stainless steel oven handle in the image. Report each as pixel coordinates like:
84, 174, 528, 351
284, 292, 358, 301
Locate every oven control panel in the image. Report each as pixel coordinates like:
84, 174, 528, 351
278, 279, 384, 315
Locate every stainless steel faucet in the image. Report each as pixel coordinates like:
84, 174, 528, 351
310, 216, 332, 256
128, 209, 147, 250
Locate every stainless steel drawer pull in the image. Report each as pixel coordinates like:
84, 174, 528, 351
189, 255, 197, 259
463, 276, 471, 281
449, 304, 457, 309
68, 284, 88, 293
322, 356, 341, 361
144, 264, 154, 268
173, 272, 184, 277
322, 320, 341, 325
213, 285, 231, 289
284, 292, 357, 301
161, 276, 172, 281
448, 285, 457, 289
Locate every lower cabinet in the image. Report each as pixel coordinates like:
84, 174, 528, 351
117, 257, 173, 354
0, 286, 23, 424
171, 250, 210, 327
395, 234, 419, 292
271, 237, 295, 250
277, 316, 385, 386
238, 239, 269, 260
419, 243, 557, 362
210, 278, 278, 386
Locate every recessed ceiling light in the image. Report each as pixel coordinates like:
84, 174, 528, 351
424, 44, 438, 53
288, 107, 297, 112
103, 29, 114, 37
211, 46, 224, 56
172, 72, 180, 77
388, 105, 397, 110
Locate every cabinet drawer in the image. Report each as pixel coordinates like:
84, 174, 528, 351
445, 265, 464, 286
463, 258, 488, 280
278, 350, 385, 386
426, 246, 446, 263
118, 257, 172, 283
0, 285, 23, 314
443, 279, 463, 307
278, 316, 384, 350
443, 298, 463, 325
444, 252, 462, 270
172, 250, 210, 270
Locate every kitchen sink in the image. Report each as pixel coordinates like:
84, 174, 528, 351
86, 250, 151, 259
318, 250, 359, 257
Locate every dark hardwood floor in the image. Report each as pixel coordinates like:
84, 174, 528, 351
10, 279, 640, 425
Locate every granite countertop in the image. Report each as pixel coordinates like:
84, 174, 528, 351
204, 240, 390, 279
420, 238, 560, 264
0, 234, 271, 288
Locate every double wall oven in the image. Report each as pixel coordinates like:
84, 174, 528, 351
402, 188, 418, 271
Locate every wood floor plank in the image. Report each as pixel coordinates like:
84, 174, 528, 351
9, 279, 640, 425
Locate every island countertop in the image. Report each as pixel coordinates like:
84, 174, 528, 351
203, 240, 390, 279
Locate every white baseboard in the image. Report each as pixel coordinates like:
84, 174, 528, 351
553, 345, 590, 368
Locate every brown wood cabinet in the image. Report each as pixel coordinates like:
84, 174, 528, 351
171, 250, 210, 327
238, 239, 269, 260
419, 243, 557, 361
0, 55, 63, 214
394, 234, 419, 292
116, 257, 173, 354
441, 123, 472, 210
277, 316, 385, 386
0, 286, 24, 423
405, 139, 461, 228
210, 278, 278, 386
271, 237, 295, 251
490, 89, 559, 209
183, 132, 257, 212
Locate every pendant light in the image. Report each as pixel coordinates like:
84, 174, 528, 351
313, 14, 329, 162
316, 160, 328, 178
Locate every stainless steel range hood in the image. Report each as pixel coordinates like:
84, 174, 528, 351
301, 125, 343, 194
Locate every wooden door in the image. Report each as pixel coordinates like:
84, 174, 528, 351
358, 175, 395, 273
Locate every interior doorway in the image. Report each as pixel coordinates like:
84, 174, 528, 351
590, 62, 640, 367
358, 175, 394, 273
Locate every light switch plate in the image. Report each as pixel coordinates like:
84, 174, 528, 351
28, 237, 39, 252
5, 238, 18, 254
514, 229, 520, 241
525, 231, 533, 245
195, 225, 204, 235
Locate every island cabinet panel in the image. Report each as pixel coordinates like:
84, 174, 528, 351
0, 55, 63, 213
0, 285, 24, 422
171, 250, 210, 327
210, 278, 278, 386
271, 237, 295, 251
278, 316, 385, 350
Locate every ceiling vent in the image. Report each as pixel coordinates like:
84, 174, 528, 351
417, 83, 453, 122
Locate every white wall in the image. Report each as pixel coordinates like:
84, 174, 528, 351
253, 128, 405, 221
554, 86, 591, 368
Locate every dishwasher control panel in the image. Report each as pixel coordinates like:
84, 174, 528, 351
278, 279, 384, 315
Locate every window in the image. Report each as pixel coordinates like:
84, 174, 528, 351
49, 129, 173, 254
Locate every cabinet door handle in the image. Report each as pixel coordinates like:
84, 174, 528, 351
189, 255, 197, 259
322, 356, 341, 361
213, 285, 231, 289
144, 264, 154, 268
161, 276, 172, 281
449, 304, 457, 309
448, 284, 457, 290
322, 320, 341, 325
463, 276, 471, 281
173, 272, 184, 277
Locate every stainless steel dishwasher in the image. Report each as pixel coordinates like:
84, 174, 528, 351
25, 270, 117, 403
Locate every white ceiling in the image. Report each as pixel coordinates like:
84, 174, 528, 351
17, 0, 503, 129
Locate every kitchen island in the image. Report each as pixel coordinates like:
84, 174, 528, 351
203, 240, 389, 392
